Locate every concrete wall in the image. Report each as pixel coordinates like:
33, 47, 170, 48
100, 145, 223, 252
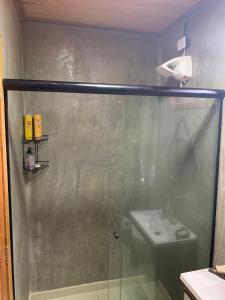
160, 0, 225, 266
7, 0, 225, 296
155, 98, 219, 300
0, 1, 29, 300
22, 21, 160, 292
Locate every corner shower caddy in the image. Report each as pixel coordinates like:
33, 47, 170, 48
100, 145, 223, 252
22, 134, 49, 172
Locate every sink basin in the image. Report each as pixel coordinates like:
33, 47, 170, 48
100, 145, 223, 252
129, 209, 198, 247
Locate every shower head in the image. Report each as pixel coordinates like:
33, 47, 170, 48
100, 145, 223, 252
156, 56, 192, 82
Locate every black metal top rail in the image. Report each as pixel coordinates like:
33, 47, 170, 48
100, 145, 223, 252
3, 79, 225, 99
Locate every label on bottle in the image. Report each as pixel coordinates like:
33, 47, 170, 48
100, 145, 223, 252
24, 114, 33, 140
34, 114, 42, 140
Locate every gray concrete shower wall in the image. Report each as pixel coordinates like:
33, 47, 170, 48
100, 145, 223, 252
160, 0, 225, 266
22, 22, 160, 292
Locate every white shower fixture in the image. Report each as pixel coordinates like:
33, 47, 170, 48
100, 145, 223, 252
156, 56, 192, 82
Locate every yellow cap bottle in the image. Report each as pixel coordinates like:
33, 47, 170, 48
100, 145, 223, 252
34, 114, 42, 140
24, 114, 33, 140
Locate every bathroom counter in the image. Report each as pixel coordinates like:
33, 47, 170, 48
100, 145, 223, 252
180, 269, 225, 300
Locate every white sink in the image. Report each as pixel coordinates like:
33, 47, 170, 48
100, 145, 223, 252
130, 209, 198, 247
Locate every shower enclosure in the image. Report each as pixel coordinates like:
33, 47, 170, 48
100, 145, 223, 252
4, 80, 224, 300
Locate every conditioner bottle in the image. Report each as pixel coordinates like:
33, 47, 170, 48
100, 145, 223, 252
34, 114, 43, 140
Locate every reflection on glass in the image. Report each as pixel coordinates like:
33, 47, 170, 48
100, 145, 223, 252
120, 97, 219, 300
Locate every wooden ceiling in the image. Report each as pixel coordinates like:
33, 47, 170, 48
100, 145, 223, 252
15, 0, 202, 33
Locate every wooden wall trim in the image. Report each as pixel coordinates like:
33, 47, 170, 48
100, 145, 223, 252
0, 35, 13, 300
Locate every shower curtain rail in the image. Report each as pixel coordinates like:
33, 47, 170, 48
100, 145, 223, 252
3, 79, 225, 98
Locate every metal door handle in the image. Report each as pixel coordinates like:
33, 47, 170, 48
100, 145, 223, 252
113, 231, 119, 239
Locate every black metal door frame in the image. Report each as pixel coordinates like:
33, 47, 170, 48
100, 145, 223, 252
3, 78, 225, 299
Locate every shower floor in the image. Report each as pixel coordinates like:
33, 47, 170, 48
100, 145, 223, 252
29, 276, 171, 300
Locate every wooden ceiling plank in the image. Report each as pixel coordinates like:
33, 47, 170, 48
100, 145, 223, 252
25, 17, 168, 33
16, 0, 202, 33
21, 6, 192, 19
23, 10, 174, 28
21, 0, 199, 8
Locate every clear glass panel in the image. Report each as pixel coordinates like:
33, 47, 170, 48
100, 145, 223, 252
8, 91, 219, 300
9, 91, 125, 300
120, 97, 219, 300
108, 96, 124, 300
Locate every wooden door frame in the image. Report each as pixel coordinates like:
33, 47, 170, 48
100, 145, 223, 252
0, 35, 13, 300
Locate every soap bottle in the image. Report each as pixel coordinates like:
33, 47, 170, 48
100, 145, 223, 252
34, 114, 42, 140
24, 114, 33, 140
24, 147, 35, 171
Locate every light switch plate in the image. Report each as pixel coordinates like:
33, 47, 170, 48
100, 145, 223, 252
177, 36, 187, 52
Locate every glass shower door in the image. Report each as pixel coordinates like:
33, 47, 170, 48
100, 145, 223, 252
119, 96, 159, 300
107, 96, 124, 300
119, 96, 219, 300
108, 194, 121, 300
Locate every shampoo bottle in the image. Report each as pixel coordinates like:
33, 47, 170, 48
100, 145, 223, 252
24, 114, 33, 140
